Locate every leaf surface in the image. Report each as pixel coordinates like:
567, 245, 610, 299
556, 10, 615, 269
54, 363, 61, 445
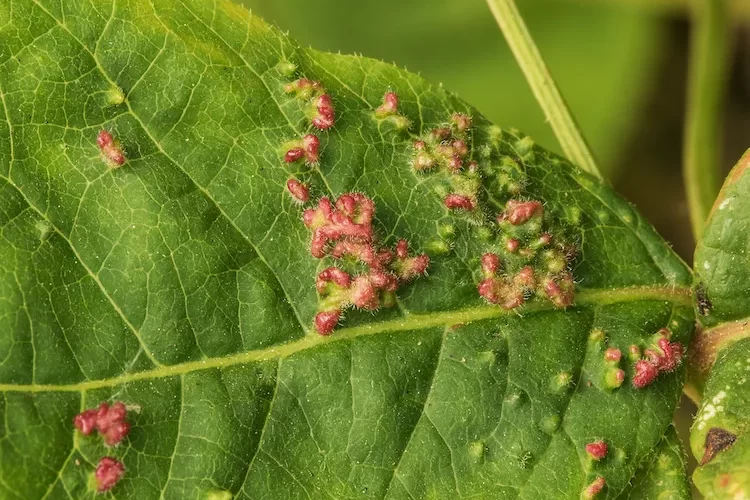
617, 426, 690, 499
0, 1, 693, 498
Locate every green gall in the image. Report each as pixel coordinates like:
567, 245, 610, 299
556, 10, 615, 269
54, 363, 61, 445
105, 87, 126, 105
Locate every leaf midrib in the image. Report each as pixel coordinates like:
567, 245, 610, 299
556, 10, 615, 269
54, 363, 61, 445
0, 285, 691, 393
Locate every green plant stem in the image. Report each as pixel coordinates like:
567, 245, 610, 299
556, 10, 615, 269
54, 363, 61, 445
486, 0, 602, 179
683, 0, 729, 240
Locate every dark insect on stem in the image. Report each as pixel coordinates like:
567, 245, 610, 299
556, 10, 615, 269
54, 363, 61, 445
696, 283, 712, 316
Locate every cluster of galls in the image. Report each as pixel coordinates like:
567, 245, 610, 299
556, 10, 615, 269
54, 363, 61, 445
282, 78, 336, 204
591, 327, 684, 390
631, 328, 684, 388
576, 440, 609, 498
411, 113, 480, 212
302, 193, 429, 334
478, 200, 575, 311
73, 402, 130, 492
74, 402, 130, 446
283, 78, 335, 129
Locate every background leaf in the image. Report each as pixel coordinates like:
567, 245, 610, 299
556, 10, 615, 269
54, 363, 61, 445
691, 150, 750, 498
0, 0, 692, 498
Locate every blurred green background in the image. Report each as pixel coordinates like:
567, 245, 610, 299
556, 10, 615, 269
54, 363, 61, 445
242, 0, 750, 494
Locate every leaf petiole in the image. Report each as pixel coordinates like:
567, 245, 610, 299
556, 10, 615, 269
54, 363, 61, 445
485, 0, 602, 179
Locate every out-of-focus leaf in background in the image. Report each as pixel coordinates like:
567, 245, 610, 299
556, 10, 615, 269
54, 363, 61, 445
242, 0, 665, 178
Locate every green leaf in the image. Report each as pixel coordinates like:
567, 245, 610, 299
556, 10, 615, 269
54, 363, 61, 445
617, 426, 690, 499
691, 338, 750, 498
0, 0, 692, 498
691, 149, 750, 497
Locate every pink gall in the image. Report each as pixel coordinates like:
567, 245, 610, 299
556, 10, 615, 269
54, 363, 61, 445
375, 91, 399, 117
368, 270, 399, 292
283, 78, 322, 99
316, 267, 351, 293
632, 360, 660, 388
604, 348, 622, 362
315, 310, 341, 335
286, 179, 310, 203
284, 147, 305, 163
447, 154, 463, 173
95, 457, 125, 493
396, 239, 409, 259
303, 194, 375, 258
74, 402, 130, 446
450, 113, 472, 133
335, 193, 375, 225
452, 139, 469, 157
605, 368, 625, 389
351, 276, 380, 310
501, 199, 543, 226
284, 134, 320, 164
478, 277, 524, 310
413, 151, 436, 171
583, 477, 606, 499
403, 254, 430, 279
585, 441, 608, 460
481, 253, 501, 275
478, 278, 497, 303
312, 94, 335, 129
391, 240, 429, 281
74, 409, 97, 435
96, 402, 130, 446
444, 194, 475, 211
430, 127, 452, 142
542, 272, 575, 308
505, 238, 520, 253
302, 134, 320, 162
646, 337, 684, 372
97, 130, 126, 167
513, 266, 536, 290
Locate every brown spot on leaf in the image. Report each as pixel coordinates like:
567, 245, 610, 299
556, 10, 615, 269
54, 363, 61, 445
701, 427, 737, 465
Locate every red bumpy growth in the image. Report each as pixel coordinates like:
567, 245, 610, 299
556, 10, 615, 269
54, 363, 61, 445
632, 328, 684, 388
284, 134, 320, 164
303, 193, 429, 335
97, 130, 125, 166
376, 91, 399, 117
303, 194, 375, 258
312, 94, 335, 129
583, 477, 606, 499
444, 194, 475, 211
74, 402, 130, 446
499, 199, 543, 225
95, 457, 125, 492
585, 440, 608, 460
315, 310, 342, 336
286, 179, 310, 203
